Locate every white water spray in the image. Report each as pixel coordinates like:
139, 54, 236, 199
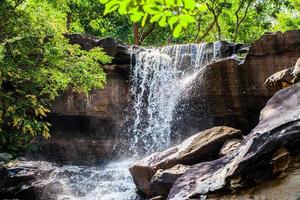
128, 42, 222, 156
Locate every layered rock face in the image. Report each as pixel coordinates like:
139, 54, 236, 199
177, 30, 300, 135
130, 83, 300, 200
29, 36, 131, 164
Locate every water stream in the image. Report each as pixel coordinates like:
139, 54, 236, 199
32, 42, 223, 200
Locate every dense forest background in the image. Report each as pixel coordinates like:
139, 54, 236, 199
0, 0, 299, 154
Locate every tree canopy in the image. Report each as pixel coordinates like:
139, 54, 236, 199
100, 0, 300, 44
0, 0, 111, 153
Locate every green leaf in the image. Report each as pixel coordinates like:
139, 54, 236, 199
183, 0, 195, 10
99, 0, 109, 4
159, 15, 167, 27
141, 13, 148, 27
119, 0, 130, 14
104, 1, 120, 15
130, 11, 143, 22
175, 0, 183, 6
150, 13, 162, 23
197, 3, 207, 12
168, 16, 179, 28
173, 24, 182, 37
143, 3, 163, 14
179, 14, 195, 28
165, 0, 175, 6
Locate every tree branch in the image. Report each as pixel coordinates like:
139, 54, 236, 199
139, 23, 155, 45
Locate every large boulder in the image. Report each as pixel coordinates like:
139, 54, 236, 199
168, 83, 300, 200
129, 126, 242, 196
264, 67, 294, 91
0, 160, 56, 199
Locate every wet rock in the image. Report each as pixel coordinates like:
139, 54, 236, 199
150, 196, 165, 200
168, 83, 300, 200
0, 160, 56, 199
0, 153, 13, 163
219, 139, 241, 157
264, 68, 294, 92
29, 137, 122, 165
129, 126, 242, 196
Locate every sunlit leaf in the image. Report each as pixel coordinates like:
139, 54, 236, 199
183, 0, 195, 10
104, 1, 120, 15
168, 16, 179, 28
173, 24, 182, 37
141, 13, 148, 26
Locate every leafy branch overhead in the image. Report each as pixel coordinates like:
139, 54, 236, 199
100, 0, 299, 42
100, 0, 204, 38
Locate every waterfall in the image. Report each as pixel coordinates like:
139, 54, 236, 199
127, 42, 222, 156
30, 42, 224, 200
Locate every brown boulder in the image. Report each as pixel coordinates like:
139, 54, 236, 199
129, 126, 242, 196
264, 68, 294, 92
168, 83, 300, 200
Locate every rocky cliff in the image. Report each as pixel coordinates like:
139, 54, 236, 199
29, 35, 132, 164
32, 30, 300, 164
175, 30, 300, 137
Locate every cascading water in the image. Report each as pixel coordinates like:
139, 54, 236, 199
37, 160, 140, 200
26, 42, 223, 200
127, 42, 222, 156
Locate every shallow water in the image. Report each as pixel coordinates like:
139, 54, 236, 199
38, 160, 140, 200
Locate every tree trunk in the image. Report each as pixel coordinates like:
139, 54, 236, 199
139, 23, 155, 45
133, 23, 139, 45
197, 20, 216, 43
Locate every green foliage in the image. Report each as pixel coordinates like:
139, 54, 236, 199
272, 0, 300, 32
100, 0, 201, 38
0, 0, 111, 153
100, 0, 299, 43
